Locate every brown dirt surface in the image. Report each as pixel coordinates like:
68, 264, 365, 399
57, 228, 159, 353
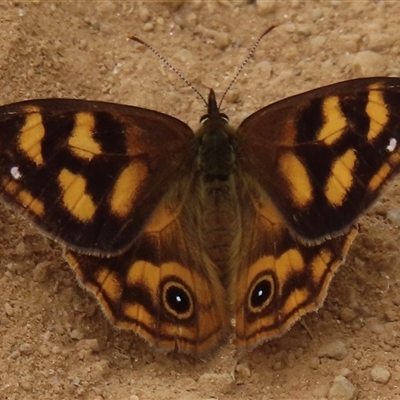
1, 2, 400, 400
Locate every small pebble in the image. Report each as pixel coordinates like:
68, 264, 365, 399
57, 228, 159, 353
15, 241, 26, 255
387, 208, 400, 226
370, 366, 391, 384
235, 361, 251, 380
368, 33, 395, 52
38, 345, 50, 357
213, 31, 230, 50
70, 329, 84, 340
257, 0, 277, 16
309, 356, 320, 370
384, 310, 398, 322
339, 307, 357, 323
339, 368, 352, 378
198, 372, 233, 386
138, 5, 150, 22
318, 340, 348, 361
76, 338, 100, 353
352, 51, 387, 76
33, 261, 52, 283
328, 376, 357, 400
4, 302, 14, 316
20, 377, 32, 391
19, 343, 34, 355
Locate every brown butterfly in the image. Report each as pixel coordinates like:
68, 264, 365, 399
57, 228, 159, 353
0, 77, 400, 354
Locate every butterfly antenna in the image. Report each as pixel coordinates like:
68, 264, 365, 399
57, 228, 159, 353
129, 35, 208, 108
218, 25, 276, 109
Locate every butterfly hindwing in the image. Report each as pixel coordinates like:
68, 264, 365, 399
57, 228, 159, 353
65, 175, 230, 354
232, 175, 358, 349
0, 99, 196, 255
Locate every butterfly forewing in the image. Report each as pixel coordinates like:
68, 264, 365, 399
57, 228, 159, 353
0, 99, 196, 255
238, 77, 400, 242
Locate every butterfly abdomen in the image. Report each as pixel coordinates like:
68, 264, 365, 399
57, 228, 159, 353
201, 176, 240, 283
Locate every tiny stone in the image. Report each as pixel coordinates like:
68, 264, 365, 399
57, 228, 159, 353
353, 351, 363, 360
339, 368, 352, 377
337, 33, 361, 53
89, 359, 110, 381
33, 261, 52, 283
235, 362, 251, 380
393, 296, 400, 306
51, 345, 61, 354
15, 241, 26, 255
70, 329, 84, 340
309, 36, 327, 51
339, 307, 357, 323
143, 22, 154, 32
296, 23, 312, 36
384, 310, 398, 322
138, 5, 150, 22
369, 323, 385, 334
76, 338, 100, 353
370, 366, 391, 384
198, 372, 233, 387
294, 347, 304, 359
213, 31, 230, 50
6, 262, 23, 274
352, 51, 387, 76
20, 377, 32, 391
257, 0, 277, 16
38, 345, 50, 357
353, 257, 366, 268
309, 7, 323, 21
186, 12, 197, 25
19, 343, 34, 355
255, 61, 272, 78
71, 376, 80, 386
272, 361, 283, 371
328, 376, 357, 400
318, 340, 348, 361
9, 350, 21, 359
368, 33, 395, 52
387, 208, 400, 226
4, 302, 14, 316
309, 356, 320, 370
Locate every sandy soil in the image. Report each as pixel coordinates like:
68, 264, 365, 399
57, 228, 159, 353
1, 2, 400, 399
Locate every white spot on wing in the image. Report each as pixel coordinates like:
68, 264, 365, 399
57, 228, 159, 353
10, 166, 22, 180
386, 138, 397, 153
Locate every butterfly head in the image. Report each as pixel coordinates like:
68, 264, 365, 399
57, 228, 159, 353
199, 89, 229, 124
197, 90, 237, 181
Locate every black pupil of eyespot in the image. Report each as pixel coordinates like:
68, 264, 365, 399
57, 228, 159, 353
166, 286, 190, 314
251, 279, 272, 308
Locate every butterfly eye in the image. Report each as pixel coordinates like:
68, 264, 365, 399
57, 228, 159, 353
200, 115, 209, 125
247, 273, 275, 313
161, 279, 194, 320
220, 113, 229, 122
199, 113, 229, 124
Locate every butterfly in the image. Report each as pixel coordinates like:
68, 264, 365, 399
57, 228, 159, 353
0, 77, 400, 355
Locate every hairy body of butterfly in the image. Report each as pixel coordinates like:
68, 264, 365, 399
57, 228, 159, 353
0, 77, 400, 355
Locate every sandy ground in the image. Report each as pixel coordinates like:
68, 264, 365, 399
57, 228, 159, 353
1, 1, 400, 399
